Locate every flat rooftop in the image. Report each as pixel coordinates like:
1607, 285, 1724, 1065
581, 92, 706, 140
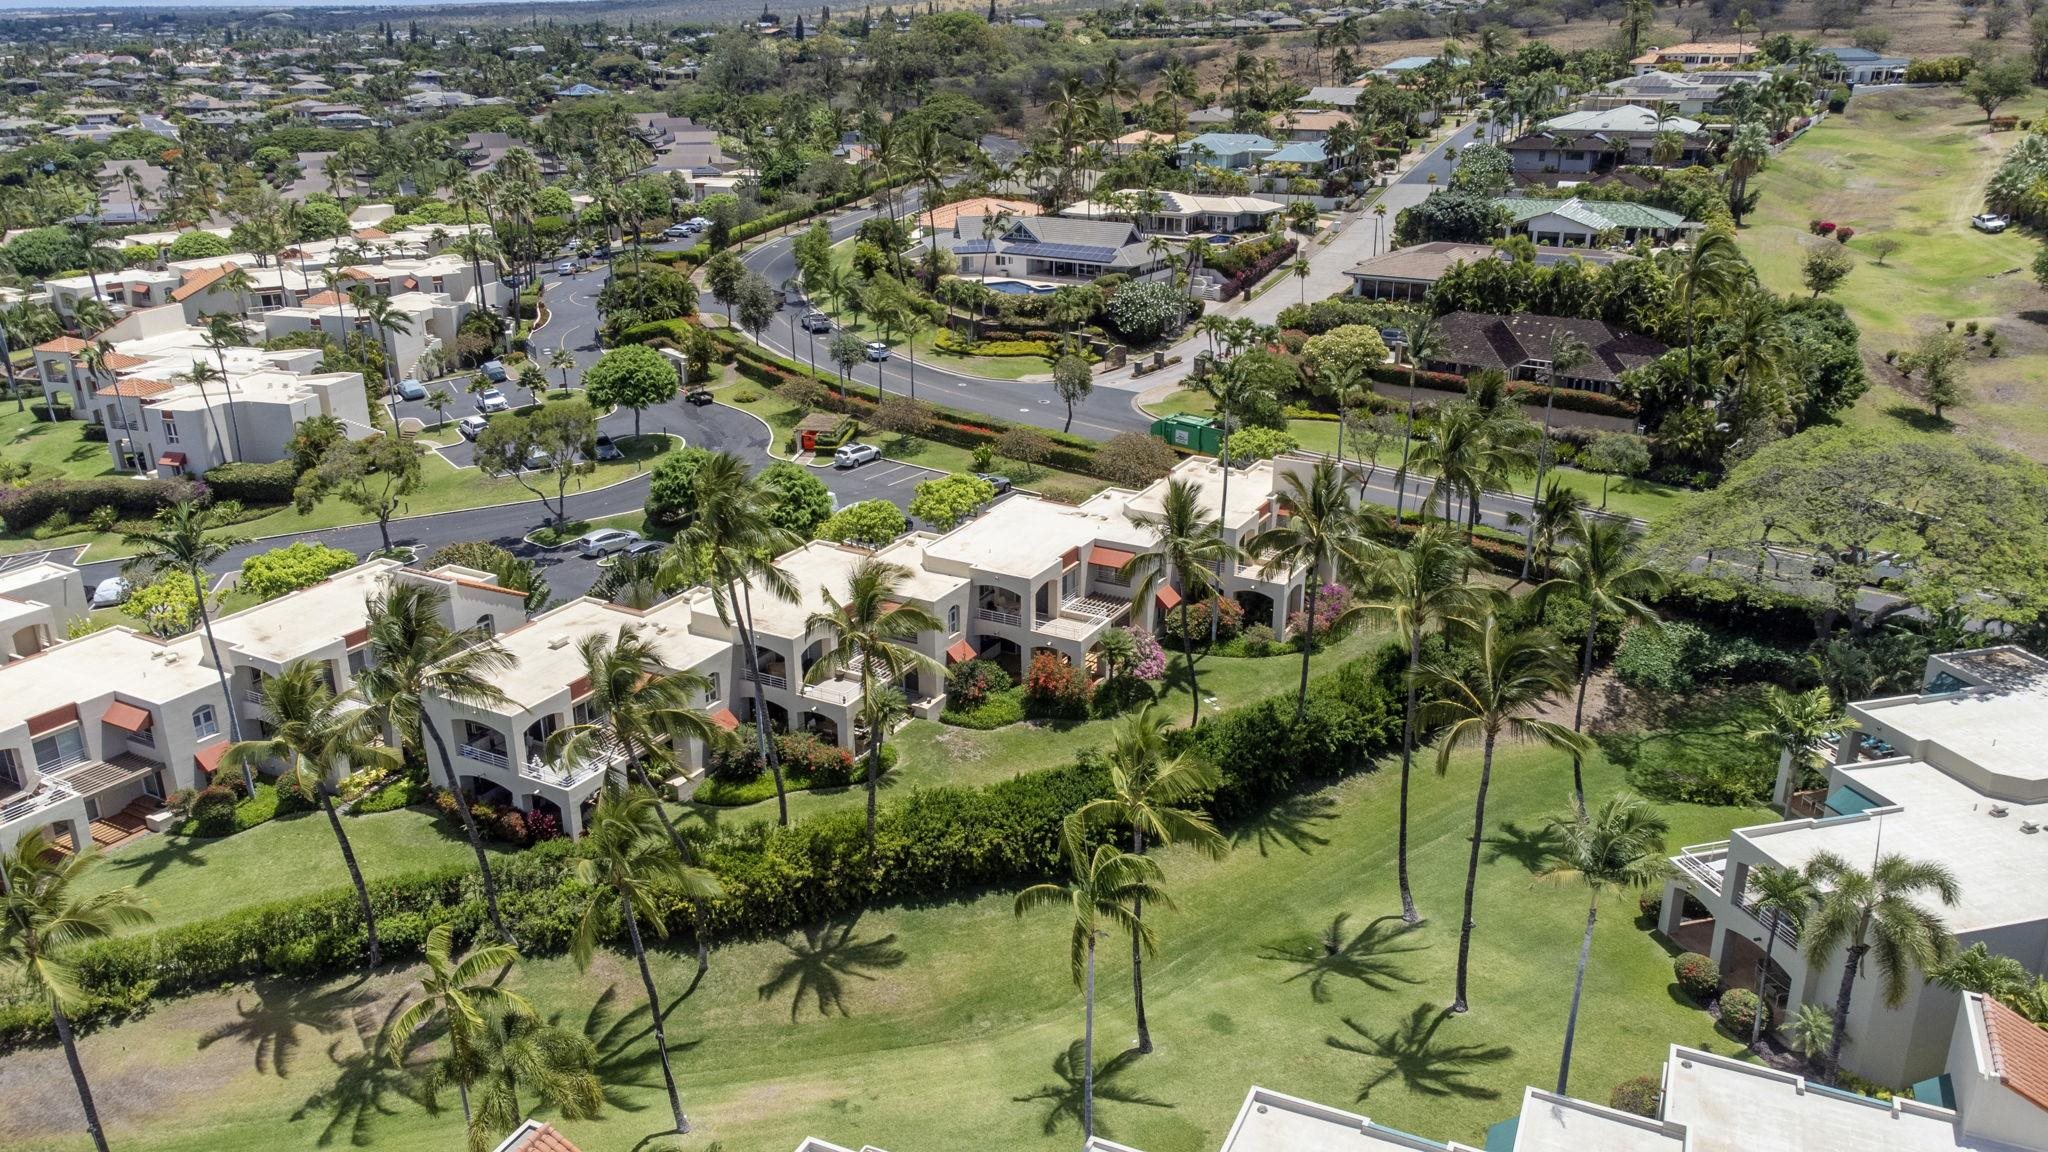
924, 495, 1155, 579
1740, 758, 2048, 935
1217, 1086, 1473, 1152
0, 560, 80, 596
1854, 651, 2048, 800
0, 627, 215, 723
1660, 1048, 1972, 1152
740, 541, 891, 638
208, 559, 401, 667
1124, 458, 1276, 531
1509, 1088, 1682, 1152
490, 597, 725, 711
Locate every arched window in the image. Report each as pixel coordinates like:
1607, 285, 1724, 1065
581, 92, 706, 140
192, 704, 218, 739
476, 613, 496, 636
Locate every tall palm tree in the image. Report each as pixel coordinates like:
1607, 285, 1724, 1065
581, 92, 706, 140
1743, 863, 1815, 1048
1247, 460, 1372, 718
549, 346, 577, 392
122, 499, 252, 789
1540, 791, 1672, 1094
1419, 609, 1587, 1012
220, 661, 402, 966
1750, 685, 1848, 813
1519, 332, 1591, 580
1801, 850, 1959, 1083
171, 359, 230, 466
465, 1008, 604, 1148
1063, 705, 1225, 1054
571, 787, 722, 1136
350, 288, 416, 397
356, 581, 520, 943
667, 451, 801, 825
0, 840, 152, 1152
1014, 844, 1170, 1142
1357, 525, 1478, 925
803, 557, 944, 855
199, 313, 252, 460
1663, 229, 1752, 370
1393, 313, 1444, 521
385, 923, 533, 1152
1122, 477, 1238, 727
1533, 516, 1663, 813
1188, 359, 1273, 645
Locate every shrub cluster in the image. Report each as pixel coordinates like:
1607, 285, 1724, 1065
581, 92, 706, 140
1216, 239, 1299, 302
1717, 986, 1768, 1038
0, 476, 202, 533
1160, 595, 1243, 644
1673, 951, 1719, 1002
201, 460, 299, 505
1023, 651, 1091, 718
945, 658, 1013, 710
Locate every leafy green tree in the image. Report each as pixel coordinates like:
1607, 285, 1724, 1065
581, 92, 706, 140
1802, 850, 1960, 1082
1965, 56, 2031, 121
818, 499, 909, 547
703, 250, 745, 327
298, 436, 425, 554
1577, 433, 1650, 509
0, 841, 152, 1152
908, 473, 997, 531
1800, 243, 1855, 299
1052, 354, 1093, 433
237, 542, 357, 600
464, 1009, 605, 1150
474, 400, 599, 527
1906, 330, 1967, 419
1063, 705, 1225, 1053
759, 459, 835, 538
123, 570, 202, 637
1540, 792, 1672, 1094
581, 344, 677, 438
1419, 609, 1587, 1012
123, 500, 253, 789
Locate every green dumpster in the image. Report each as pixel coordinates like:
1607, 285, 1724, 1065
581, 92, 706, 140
1152, 413, 1221, 455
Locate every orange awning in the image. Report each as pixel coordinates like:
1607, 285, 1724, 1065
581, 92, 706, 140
101, 700, 153, 733
194, 739, 228, 775
27, 703, 79, 737
710, 707, 741, 731
946, 638, 978, 664
1155, 586, 1183, 612
1090, 545, 1138, 570
157, 451, 186, 468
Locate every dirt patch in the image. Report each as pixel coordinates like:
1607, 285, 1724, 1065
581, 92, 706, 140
932, 727, 991, 762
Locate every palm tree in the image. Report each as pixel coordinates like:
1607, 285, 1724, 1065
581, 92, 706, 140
1419, 609, 1587, 1012
1190, 359, 1272, 645
549, 346, 576, 392
199, 313, 252, 460
571, 787, 722, 1136
427, 387, 452, 429
356, 581, 520, 943
1534, 516, 1663, 813
1801, 850, 1960, 1082
171, 359, 229, 466
1063, 705, 1224, 1054
1357, 525, 1478, 925
1121, 477, 1238, 727
1519, 332, 1591, 579
1393, 313, 1443, 521
1663, 229, 1752, 370
385, 923, 533, 1152
803, 557, 944, 855
465, 1008, 605, 1149
350, 289, 416, 398
221, 661, 401, 966
123, 500, 252, 788
1725, 121, 1771, 226
1744, 863, 1816, 1048
1014, 844, 1170, 1141
0, 840, 152, 1152
1540, 791, 1672, 1094
1750, 685, 1849, 813
668, 451, 802, 825
1247, 460, 1372, 718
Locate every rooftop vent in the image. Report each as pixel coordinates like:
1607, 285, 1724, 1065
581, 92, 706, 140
2021, 821, 2040, 834
1990, 805, 2011, 818
546, 637, 570, 650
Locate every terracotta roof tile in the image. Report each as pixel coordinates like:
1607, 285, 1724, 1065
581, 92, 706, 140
497, 1121, 585, 1152
353, 227, 390, 240
100, 351, 148, 370
95, 377, 175, 400
301, 290, 346, 307
35, 336, 89, 354
170, 261, 239, 302
920, 195, 1042, 233
1984, 996, 2048, 1112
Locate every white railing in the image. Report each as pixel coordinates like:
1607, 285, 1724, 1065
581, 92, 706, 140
520, 754, 607, 790
1674, 841, 1730, 895
243, 689, 267, 705
0, 780, 79, 827
741, 667, 788, 690
977, 607, 1022, 627
457, 743, 509, 771
33, 750, 89, 774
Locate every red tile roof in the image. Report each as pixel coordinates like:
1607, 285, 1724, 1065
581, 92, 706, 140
1984, 996, 2048, 1112
36, 336, 89, 354
710, 707, 740, 731
496, 1122, 584, 1152
96, 377, 175, 400
170, 261, 239, 303
101, 351, 149, 370
300, 290, 346, 308
353, 227, 390, 240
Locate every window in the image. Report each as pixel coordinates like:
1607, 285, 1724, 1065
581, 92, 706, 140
192, 704, 218, 739
704, 672, 720, 704
0, 748, 20, 790
947, 605, 960, 633
32, 726, 84, 773
347, 648, 368, 677
476, 614, 495, 636
161, 412, 179, 443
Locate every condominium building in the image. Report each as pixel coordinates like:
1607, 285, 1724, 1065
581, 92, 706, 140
1662, 646, 2048, 1086
0, 561, 89, 664
793, 996, 2048, 1151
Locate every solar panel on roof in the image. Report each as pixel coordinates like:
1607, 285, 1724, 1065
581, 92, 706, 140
1004, 242, 1119, 262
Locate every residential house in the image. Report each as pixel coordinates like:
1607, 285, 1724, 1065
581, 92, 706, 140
1275, 108, 1352, 141
1184, 106, 1236, 128
1589, 70, 1774, 117
1110, 128, 1176, 156
1506, 105, 1710, 173
1663, 644, 2048, 1086
1368, 54, 1466, 79
1431, 311, 1667, 395
1630, 41, 1761, 74
1301, 85, 1367, 109
1056, 191, 1284, 236
0, 562, 88, 665
1263, 140, 1332, 174
1495, 196, 1695, 247
1345, 241, 1628, 301
1817, 45, 1911, 85
943, 214, 1166, 281
1123, 456, 1311, 640
916, 195, 1041, 234
1180, 132, 1279, 170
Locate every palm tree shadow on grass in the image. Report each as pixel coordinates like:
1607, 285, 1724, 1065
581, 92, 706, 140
1483, 820, 1564, 873
101, 830, 211, 888
1013, 1039, 1174, 1139
554, 984, 663, 1113
293, 997, 433, 1147
1231, 792, 1337, 858
198, 976, 375, 1079
1259, 913, 1429, 1003
1326, 1003, 1513, 1101
757, 913, 909, 1020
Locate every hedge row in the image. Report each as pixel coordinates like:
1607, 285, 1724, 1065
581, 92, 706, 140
1365, 364, 1640, 419
11, 646, 1409, 1045
1217, 238, 1299, 302
201, 460, 299, 506
0, 476, 202, 533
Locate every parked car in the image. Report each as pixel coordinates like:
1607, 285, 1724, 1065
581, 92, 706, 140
834, 443, 882, 469
393, 377, 426, 401
801, 311, 833, 334
1971, 213, 2010, 233
90, 576, 130, 608
523, 446, 553, 471
686, 216, 711, 229
864, 341, 892, 362
622, 539, 666, 558
575, 528, 641, 558
457, 414, 489, 440
662, 224, 690, 238
480, 360, 508, 383
475, 388, 510, 413
683, 388, 715, 405
555, 260, 576, 276
976, 472, 1013, 495
591, 432, 624, 461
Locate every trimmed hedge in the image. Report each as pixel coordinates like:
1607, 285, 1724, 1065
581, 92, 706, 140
1365, 363, 1640, 419
202, 460, 299, 506
0, 476, 202, 533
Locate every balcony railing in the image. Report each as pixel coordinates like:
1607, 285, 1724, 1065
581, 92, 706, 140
740, 667, 788, 690
1061, 593, 1131, 620
520, 754, 608, 790
457, 743, 510, 771
1674, 841, 1729, 895
243, 689, 267, 705
1737, 889, 1801, 949
977, 607, 1022, 627
0, 780, 80, 827
33, 750, 89, 775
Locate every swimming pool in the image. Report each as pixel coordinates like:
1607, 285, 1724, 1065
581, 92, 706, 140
984, 279, 1057, 295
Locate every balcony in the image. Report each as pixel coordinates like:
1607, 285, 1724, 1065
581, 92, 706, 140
243, 688, 267, 706
1060, 592, 1130, 620
519, 752, 609, 791
457, 743, 510, 771
0, 779, 81, 828
1674, 841, 1730, 896
1736, 884, 1801, 949
739, 667, 788, 690
800, 678, 862, 708
977, 607, 1023, 628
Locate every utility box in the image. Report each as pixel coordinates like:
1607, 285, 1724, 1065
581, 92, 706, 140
1152, 413, 1220, 455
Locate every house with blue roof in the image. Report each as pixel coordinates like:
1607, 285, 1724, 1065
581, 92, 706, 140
1263, 140, 1330, 173
1180, 133, 1278, 169
1816, 45, 1910, 85
552, 83, 609, 99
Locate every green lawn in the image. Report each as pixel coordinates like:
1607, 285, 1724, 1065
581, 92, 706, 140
814, 237, 1063, 381
1737, 86, 2048, 457
0, 406, 118, 483
74, 806, 513, 933
20, 736, 1767, 1152
1143, 389, 1689, 524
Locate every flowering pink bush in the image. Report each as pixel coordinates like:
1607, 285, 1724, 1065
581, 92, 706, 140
1286, 582, 1353, 639
1812, 220, 1837, 235
1123, 627, 1167, 681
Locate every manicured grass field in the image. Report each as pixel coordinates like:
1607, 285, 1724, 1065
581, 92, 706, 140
0, 406, 118, 484
1737, 87, 2048, 457
10, 737, 1767, 1152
